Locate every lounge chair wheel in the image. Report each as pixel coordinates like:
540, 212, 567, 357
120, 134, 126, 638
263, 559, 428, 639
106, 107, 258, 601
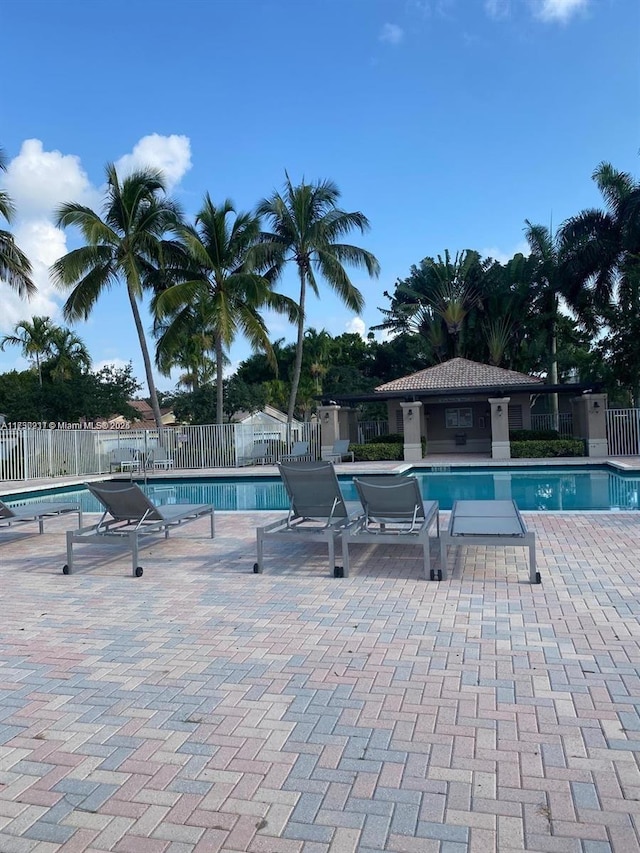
437, 569, 442, 581
135, 567, 144, 578
334, 566, 344, 578
535, 571, 541, 584
253, 563, 260, 573
430, 569, 435, 581
62, 564, 70, 575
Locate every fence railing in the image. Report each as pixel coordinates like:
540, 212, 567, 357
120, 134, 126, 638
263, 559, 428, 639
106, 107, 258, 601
0, 421, 322, 482
530, 413, 573, 437
357, 421, 389, 444
606, 409, 640, 456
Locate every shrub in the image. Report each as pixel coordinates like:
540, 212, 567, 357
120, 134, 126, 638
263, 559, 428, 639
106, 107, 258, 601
352, 442, 404, 461
511, 439, 585, 458
510, 428, 559, 441
367, 432, 403, 444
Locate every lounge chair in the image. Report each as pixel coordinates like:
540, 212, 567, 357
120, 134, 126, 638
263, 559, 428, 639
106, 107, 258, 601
440, 499, 538, 583
150, 446, 174, 470
64, 481, 214, 577
254, 460, 360, 577
322, 439, 354, 463
0, 497, 82, 535
280, 440, 311, 462
109, 448, 142, 473
239, 441, 275, 466
341, 475, 439, 579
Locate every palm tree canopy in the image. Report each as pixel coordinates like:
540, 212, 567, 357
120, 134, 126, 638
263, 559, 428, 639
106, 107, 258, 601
0, 146, 36, 299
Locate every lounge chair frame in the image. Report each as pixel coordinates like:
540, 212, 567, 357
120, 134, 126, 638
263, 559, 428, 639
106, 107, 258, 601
440, 499, 538, 583
239, 442, 275, 466
255, 460, 359, 577
341, 476, 439, 579
64, 481, 214, 577
280, 441, 312, 462
0, 498, 82, 535
322, 439, 354, 463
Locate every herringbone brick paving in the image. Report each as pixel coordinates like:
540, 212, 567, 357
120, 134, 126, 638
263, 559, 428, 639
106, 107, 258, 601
0, 510, 639, 852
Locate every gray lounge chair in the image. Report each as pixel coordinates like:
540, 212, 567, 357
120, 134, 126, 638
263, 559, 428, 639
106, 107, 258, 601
280, 441, 311, 462
0, 497, 82, 535
150, 446, 174, 470
440, 499, 538, 583
341, 475, 439, 579
322, 439, 354, 463
64, 481, 214, 577
255, 460, 359, 577
239, 441, 275, 466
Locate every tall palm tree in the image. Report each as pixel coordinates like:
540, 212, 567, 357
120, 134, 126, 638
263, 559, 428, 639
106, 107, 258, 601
0, 315, 55, 385
46, 327, 91, 381
51, 164, 183, 430
0, 147, 36, 300
256, 176, 380, 422
155, 195, 297, 423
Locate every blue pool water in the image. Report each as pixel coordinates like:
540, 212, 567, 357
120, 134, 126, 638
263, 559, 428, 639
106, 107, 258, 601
4, 465, 640, 512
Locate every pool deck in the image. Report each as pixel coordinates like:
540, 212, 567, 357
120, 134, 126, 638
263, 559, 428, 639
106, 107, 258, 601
1, 460, 640, 851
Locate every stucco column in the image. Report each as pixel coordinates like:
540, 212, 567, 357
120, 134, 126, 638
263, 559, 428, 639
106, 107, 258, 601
575, 393, 608, 457
318, 405, 340, 460
489, 397, 511, 459
401, 402, 423, 462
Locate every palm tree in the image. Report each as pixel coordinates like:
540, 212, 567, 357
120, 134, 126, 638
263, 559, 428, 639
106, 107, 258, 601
0, 315, 55, 385
256, 176, 380, 422
51, 164, 183, 430
155, 195, 297, 423
46, 327, 91, 381
0, 147, 36, 300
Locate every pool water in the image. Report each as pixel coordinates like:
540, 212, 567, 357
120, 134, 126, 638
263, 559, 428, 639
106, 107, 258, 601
4, 466, 640, 512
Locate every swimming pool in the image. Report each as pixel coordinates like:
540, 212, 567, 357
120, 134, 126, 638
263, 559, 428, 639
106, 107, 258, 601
4, 465, 640, 512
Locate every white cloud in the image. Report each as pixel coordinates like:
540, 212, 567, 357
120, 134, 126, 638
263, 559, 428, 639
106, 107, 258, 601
379, 23, 404, 45
481, 241, 530, 264
115, 134, 192, 190
484, 0, 510, 20
345, 317, 367, 339
3, 139, 100, 220
532, 0, 588, 23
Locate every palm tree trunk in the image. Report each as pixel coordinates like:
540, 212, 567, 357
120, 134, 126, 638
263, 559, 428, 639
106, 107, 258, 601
287, 267, 307, 424
215, 334, 224, 425
126, 283, 164, 431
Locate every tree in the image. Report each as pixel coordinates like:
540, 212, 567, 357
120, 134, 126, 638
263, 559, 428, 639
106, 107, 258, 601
155, 195, 297, 423
0, 147, 36, 300
256, 175, 380, 422
0, 315, 55, 385
561, 161, 640, 401
46, 326, 91, 381
51, 164, 183, 430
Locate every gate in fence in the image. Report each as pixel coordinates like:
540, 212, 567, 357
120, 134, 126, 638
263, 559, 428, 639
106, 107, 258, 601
0, 421, 322, 482
606, 409, 640, 456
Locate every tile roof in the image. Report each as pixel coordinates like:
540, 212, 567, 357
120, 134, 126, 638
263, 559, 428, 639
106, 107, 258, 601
375, 357, 543, 393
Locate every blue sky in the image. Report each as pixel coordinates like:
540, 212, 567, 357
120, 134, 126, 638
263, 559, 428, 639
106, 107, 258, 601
1, 0, 638, 395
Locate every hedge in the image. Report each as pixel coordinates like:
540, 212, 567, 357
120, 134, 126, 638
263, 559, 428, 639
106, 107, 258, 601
509, 428, 559, 441
511, 439, 585, 458
352, 442, 404, 461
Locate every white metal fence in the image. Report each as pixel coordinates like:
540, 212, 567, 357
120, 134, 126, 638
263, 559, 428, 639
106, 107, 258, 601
530, 413, 573, 437
0, 421, 321, 482
606, 409, 640, 456
357, 421, 390, 444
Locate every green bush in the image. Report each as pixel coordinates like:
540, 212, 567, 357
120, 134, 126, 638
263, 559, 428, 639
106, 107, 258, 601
367, 432, 403, 444
510, 428, 559, 441
352, 442, 404, 461
511, 439, 585, 458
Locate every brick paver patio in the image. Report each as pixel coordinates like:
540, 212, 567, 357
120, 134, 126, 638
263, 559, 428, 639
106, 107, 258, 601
1, 509, 640, 852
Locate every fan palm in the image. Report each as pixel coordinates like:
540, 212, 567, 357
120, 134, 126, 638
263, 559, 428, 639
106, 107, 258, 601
154, 195, 297, 423
0, 147, 36, 300
51, 164, 183, 430
256, 176, 380, 422
0, 315, 55, 385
